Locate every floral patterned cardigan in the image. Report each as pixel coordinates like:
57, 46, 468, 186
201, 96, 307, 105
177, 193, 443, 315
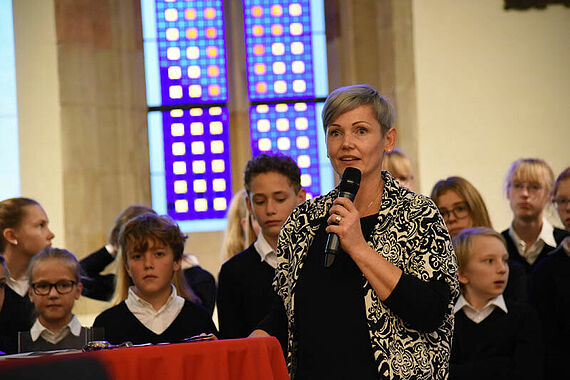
273, 171, 460, 379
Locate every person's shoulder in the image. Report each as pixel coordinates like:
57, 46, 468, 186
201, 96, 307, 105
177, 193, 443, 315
554, 227, 570, 243
183, 264, 215, 282
93, 302, 127, 324
504, 297, 539, 320
533, 244, 568, 272
220, 244, 257, 270
181, 299, 212, 318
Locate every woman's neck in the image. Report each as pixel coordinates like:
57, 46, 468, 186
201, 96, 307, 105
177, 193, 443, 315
354, 176, 384, 216
513, 217, 543, 247
3, 248, 30, 280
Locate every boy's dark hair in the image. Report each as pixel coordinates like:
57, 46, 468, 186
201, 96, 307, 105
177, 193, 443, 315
119, 213, 187, 262
27, 247, 81, 285
243, 154, 302, 195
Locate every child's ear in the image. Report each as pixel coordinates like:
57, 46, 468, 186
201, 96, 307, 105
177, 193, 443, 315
297, 188, 306, 204
245, 195, 253, 214
458, 268, 469, 285
173, 257, 182, 272
3, 228, 17, 245
74, 282, 83, 300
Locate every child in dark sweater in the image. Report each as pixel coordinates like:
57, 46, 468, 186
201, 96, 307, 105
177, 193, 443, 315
19, 248, 96, 352
450, 227, 543, 380
93, 214, 217, 345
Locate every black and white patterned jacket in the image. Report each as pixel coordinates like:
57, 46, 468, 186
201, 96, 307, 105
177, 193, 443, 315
274, 171, 459, 379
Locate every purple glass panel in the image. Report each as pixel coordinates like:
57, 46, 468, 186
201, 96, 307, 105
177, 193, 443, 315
243, 0, 315, 101
163, 107, 233, 220
155, 0, 228, 105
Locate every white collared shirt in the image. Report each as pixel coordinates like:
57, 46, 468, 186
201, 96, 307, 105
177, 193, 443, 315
509, 219, 556, 265
453, 294, 508, 324
253, 232, 277, 269
30, 315, 82, 344
124, 285, 185, 335
7, 276, 29, 297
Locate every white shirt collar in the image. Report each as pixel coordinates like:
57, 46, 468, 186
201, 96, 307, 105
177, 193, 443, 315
124, 285, 185, 335
253, 232, 277, 269
7, 276, 29, 297
30, 315, 82, 343
454, 294, 508, 324
508, 218, 556, 264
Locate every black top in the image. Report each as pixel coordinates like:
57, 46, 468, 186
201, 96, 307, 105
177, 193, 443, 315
529, 243, 570, 380
450, 298, 544, 380
0, 286, 35, 354
80, 247, 217, 315
501, 228, 569, 304
217, 244, 276, 339
501, 228, 569, 274
294, 214, 377, 380
92, 300, 218, 345
259, 214, 451, 380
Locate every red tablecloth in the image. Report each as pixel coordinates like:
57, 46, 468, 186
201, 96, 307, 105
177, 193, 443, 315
0, 337, 289, 380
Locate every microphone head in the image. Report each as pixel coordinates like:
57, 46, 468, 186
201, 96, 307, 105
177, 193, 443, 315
339, 167, 361, 195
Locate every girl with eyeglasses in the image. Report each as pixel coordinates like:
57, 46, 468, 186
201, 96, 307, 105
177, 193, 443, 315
18, 247, 99, 353
430, 176, 492, 239
530, 166, 570, 380
0, 198, 55, 354
431, 176, 527, 303
502, 159, 569, 275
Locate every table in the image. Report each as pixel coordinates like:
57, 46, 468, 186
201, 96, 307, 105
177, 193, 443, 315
0, 337, 289, 380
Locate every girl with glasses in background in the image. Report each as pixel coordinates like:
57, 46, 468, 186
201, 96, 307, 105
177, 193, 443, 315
430, 176, 492, 239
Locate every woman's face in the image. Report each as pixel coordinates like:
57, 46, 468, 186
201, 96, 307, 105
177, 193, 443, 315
554, 177, 570, 230
12, 205, 55, 257
436, 190, 473, 238
326, 105, 395, 181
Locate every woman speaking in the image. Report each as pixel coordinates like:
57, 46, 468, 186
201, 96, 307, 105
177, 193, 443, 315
253, 84, 459, 379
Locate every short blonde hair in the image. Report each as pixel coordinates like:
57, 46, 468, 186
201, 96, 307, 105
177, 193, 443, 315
505, 158, 555, 195
452, 227, 506, 270
322, 84, 395, 136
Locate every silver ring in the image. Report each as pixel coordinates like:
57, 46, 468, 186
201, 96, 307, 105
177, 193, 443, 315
335, 214, 342, 223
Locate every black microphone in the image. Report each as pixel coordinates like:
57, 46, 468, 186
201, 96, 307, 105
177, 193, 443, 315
324, 167, 361, 268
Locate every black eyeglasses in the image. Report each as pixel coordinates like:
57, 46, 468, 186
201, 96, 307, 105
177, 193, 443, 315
439, 203, 470, 221
554, 198, 570, 208
31, 280, 77, 296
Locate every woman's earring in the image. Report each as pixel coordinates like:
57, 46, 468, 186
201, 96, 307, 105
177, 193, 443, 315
12, 240, 18, 245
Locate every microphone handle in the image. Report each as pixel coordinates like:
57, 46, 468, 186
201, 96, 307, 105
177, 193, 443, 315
324, 190, 356, 267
